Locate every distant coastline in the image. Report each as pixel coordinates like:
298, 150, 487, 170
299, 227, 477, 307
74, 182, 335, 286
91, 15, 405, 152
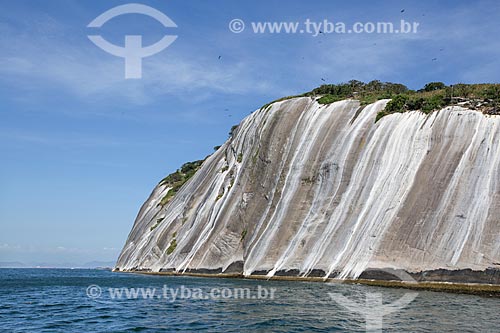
0, 261, 116, 269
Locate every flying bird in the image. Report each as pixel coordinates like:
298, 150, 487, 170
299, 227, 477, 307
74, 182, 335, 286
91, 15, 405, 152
401, 9, 405, 13
218, 56, 222, 60
432, 58, 437, 61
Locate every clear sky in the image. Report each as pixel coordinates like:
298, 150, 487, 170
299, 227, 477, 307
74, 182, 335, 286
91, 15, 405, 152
1, 0, 499, 267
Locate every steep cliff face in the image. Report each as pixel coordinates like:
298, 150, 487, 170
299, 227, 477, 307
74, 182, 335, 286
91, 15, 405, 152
116, 97, 500, 279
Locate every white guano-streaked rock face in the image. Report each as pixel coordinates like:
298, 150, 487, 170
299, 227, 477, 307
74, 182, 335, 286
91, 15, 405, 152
116, 97, 500, 279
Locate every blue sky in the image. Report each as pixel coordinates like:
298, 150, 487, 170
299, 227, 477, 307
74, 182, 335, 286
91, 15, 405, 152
1, 0, 499, 266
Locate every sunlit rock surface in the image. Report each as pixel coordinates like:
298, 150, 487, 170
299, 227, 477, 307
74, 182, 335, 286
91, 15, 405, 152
116, 97, 500, 280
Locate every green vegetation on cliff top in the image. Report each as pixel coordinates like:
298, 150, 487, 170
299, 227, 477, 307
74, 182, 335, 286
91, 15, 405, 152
259, 80, 500, 120
306, 80, 499, 120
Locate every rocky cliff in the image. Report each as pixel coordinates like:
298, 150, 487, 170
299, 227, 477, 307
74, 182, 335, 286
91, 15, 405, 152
115, 97, 500, 282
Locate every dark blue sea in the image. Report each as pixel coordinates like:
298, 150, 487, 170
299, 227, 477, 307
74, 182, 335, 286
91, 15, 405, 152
0, 269, 498, 332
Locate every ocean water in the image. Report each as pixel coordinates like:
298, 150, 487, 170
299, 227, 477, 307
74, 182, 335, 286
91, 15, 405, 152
0, 269, 498, 332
